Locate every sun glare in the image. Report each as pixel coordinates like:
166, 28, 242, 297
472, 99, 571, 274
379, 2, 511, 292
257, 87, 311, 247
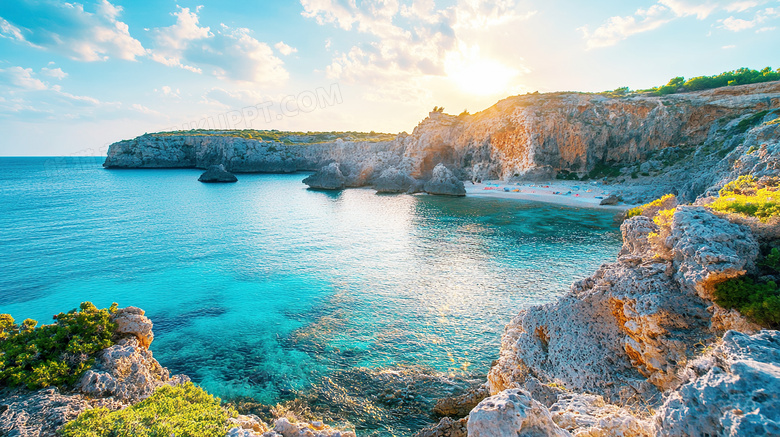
445, 44, 520, 96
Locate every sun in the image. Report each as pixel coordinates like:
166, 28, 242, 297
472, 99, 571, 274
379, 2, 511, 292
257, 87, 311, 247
445, 44, 520, 96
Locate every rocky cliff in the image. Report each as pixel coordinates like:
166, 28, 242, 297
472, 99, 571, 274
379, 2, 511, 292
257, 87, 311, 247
105, 81, 780, 203
422, 202, 779, 437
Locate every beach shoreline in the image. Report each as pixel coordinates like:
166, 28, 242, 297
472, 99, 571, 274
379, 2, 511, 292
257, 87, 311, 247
465, 180, 636, 210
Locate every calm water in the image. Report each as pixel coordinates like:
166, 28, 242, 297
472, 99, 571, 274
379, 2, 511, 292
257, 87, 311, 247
0, 157, 621, 435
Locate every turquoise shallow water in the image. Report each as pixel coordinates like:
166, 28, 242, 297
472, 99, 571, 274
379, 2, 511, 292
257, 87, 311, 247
0, 157, 622, 435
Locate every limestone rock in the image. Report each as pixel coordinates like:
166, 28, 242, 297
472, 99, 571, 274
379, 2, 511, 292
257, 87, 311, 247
599, 194, 619, 205
549, 393, 652, 436
112, 306, 154, 348
374, 166, 415, 193
486, 207, 759, 402
467, 389, 570, 437
303, 163, 346, 190
77, 337, 190, 403
653, 330, 780, 436
199, 164, 238, 183
618, 216, 659, 260
433, 383, 490, 418
424, 164, 466, 196
272, 418, 356, 437
669, 206, 760, 300
415, 417, 467, 437
0, 388, 91, 437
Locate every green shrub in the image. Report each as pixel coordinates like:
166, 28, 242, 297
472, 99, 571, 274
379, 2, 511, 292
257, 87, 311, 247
0, 302, 117, 389
711, 175, 780, 222
761, 248, 780, 273
714, 277, 780, 328
642, 67, 780, 96
59, 383, 235, 437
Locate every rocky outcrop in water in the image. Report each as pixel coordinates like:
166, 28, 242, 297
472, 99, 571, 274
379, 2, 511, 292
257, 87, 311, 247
199, 164, 238, 182
424, 164, 466, 196
303, 162, 346, 190
374, 166, 416, 193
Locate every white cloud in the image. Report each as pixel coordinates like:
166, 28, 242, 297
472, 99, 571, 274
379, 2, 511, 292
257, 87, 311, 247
719, 6, 780, 31
274, 41, 298, 56
41, 67, 68, 80
582, 0, 775, 48
0, 67, 47, 90
722, 44, 737, 48
302, 0, 532, 101
148, 6, 288, 86
155, 85, 181, 99
580, 5, 672, 49
0, 0, 145, 61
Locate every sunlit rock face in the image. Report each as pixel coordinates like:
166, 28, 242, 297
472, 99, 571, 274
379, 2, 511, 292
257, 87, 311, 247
104, 82, 780, 202
486, 207, 761, 404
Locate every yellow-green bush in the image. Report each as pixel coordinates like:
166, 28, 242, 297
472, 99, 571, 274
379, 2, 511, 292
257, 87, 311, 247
625, 194, 677, 219
710, 175, 780, 222
59, 383, 235, 437
0, 302, 117, 389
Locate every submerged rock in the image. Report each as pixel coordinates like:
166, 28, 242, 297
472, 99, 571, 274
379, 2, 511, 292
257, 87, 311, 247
303, 162, 346, 190
199, 164, 238, 183
415, 417, 467, 437
424, 164, 466, 196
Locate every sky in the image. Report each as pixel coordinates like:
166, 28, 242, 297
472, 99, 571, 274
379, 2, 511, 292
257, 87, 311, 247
0, 0, 778, 156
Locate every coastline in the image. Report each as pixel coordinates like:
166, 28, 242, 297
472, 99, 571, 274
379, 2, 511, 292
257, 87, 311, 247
464, 180, 635, 210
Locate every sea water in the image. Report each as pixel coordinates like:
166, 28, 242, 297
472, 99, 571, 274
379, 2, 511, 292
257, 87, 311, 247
0, 157, 622, 435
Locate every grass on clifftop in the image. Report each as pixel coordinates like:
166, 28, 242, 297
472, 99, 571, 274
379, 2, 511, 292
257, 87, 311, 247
59, 382, 236, 437
150, 129, 396, 144
710, 175, 780, 222
0, 302, 117, 389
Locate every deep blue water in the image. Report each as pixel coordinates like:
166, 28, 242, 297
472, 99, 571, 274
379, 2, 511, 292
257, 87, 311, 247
0, 157, 621, 435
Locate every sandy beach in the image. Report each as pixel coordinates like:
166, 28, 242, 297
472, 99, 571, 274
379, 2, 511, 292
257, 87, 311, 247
466, 180, 634, 209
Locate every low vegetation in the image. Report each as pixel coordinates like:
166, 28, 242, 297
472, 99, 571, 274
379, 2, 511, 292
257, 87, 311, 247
151, 129, 396, 144
714, 247, 780, 328
59, 382, 235, 437
625, 194, 678, 219
710, 175, 780, 222
601, 67, 780, 97
0, 302, 117, 389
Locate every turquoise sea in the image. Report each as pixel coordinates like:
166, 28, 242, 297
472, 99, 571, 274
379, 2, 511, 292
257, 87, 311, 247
0, 157, 622, 435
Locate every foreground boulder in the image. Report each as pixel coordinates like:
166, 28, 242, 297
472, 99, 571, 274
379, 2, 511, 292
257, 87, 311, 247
77, 337, 190, 403
198, 164, 238, 183
467, 389, 569, 437
0, 388, 92, 437
424, 163, 466, 196
303, 162, 346, 190
654, 330, 780, 436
